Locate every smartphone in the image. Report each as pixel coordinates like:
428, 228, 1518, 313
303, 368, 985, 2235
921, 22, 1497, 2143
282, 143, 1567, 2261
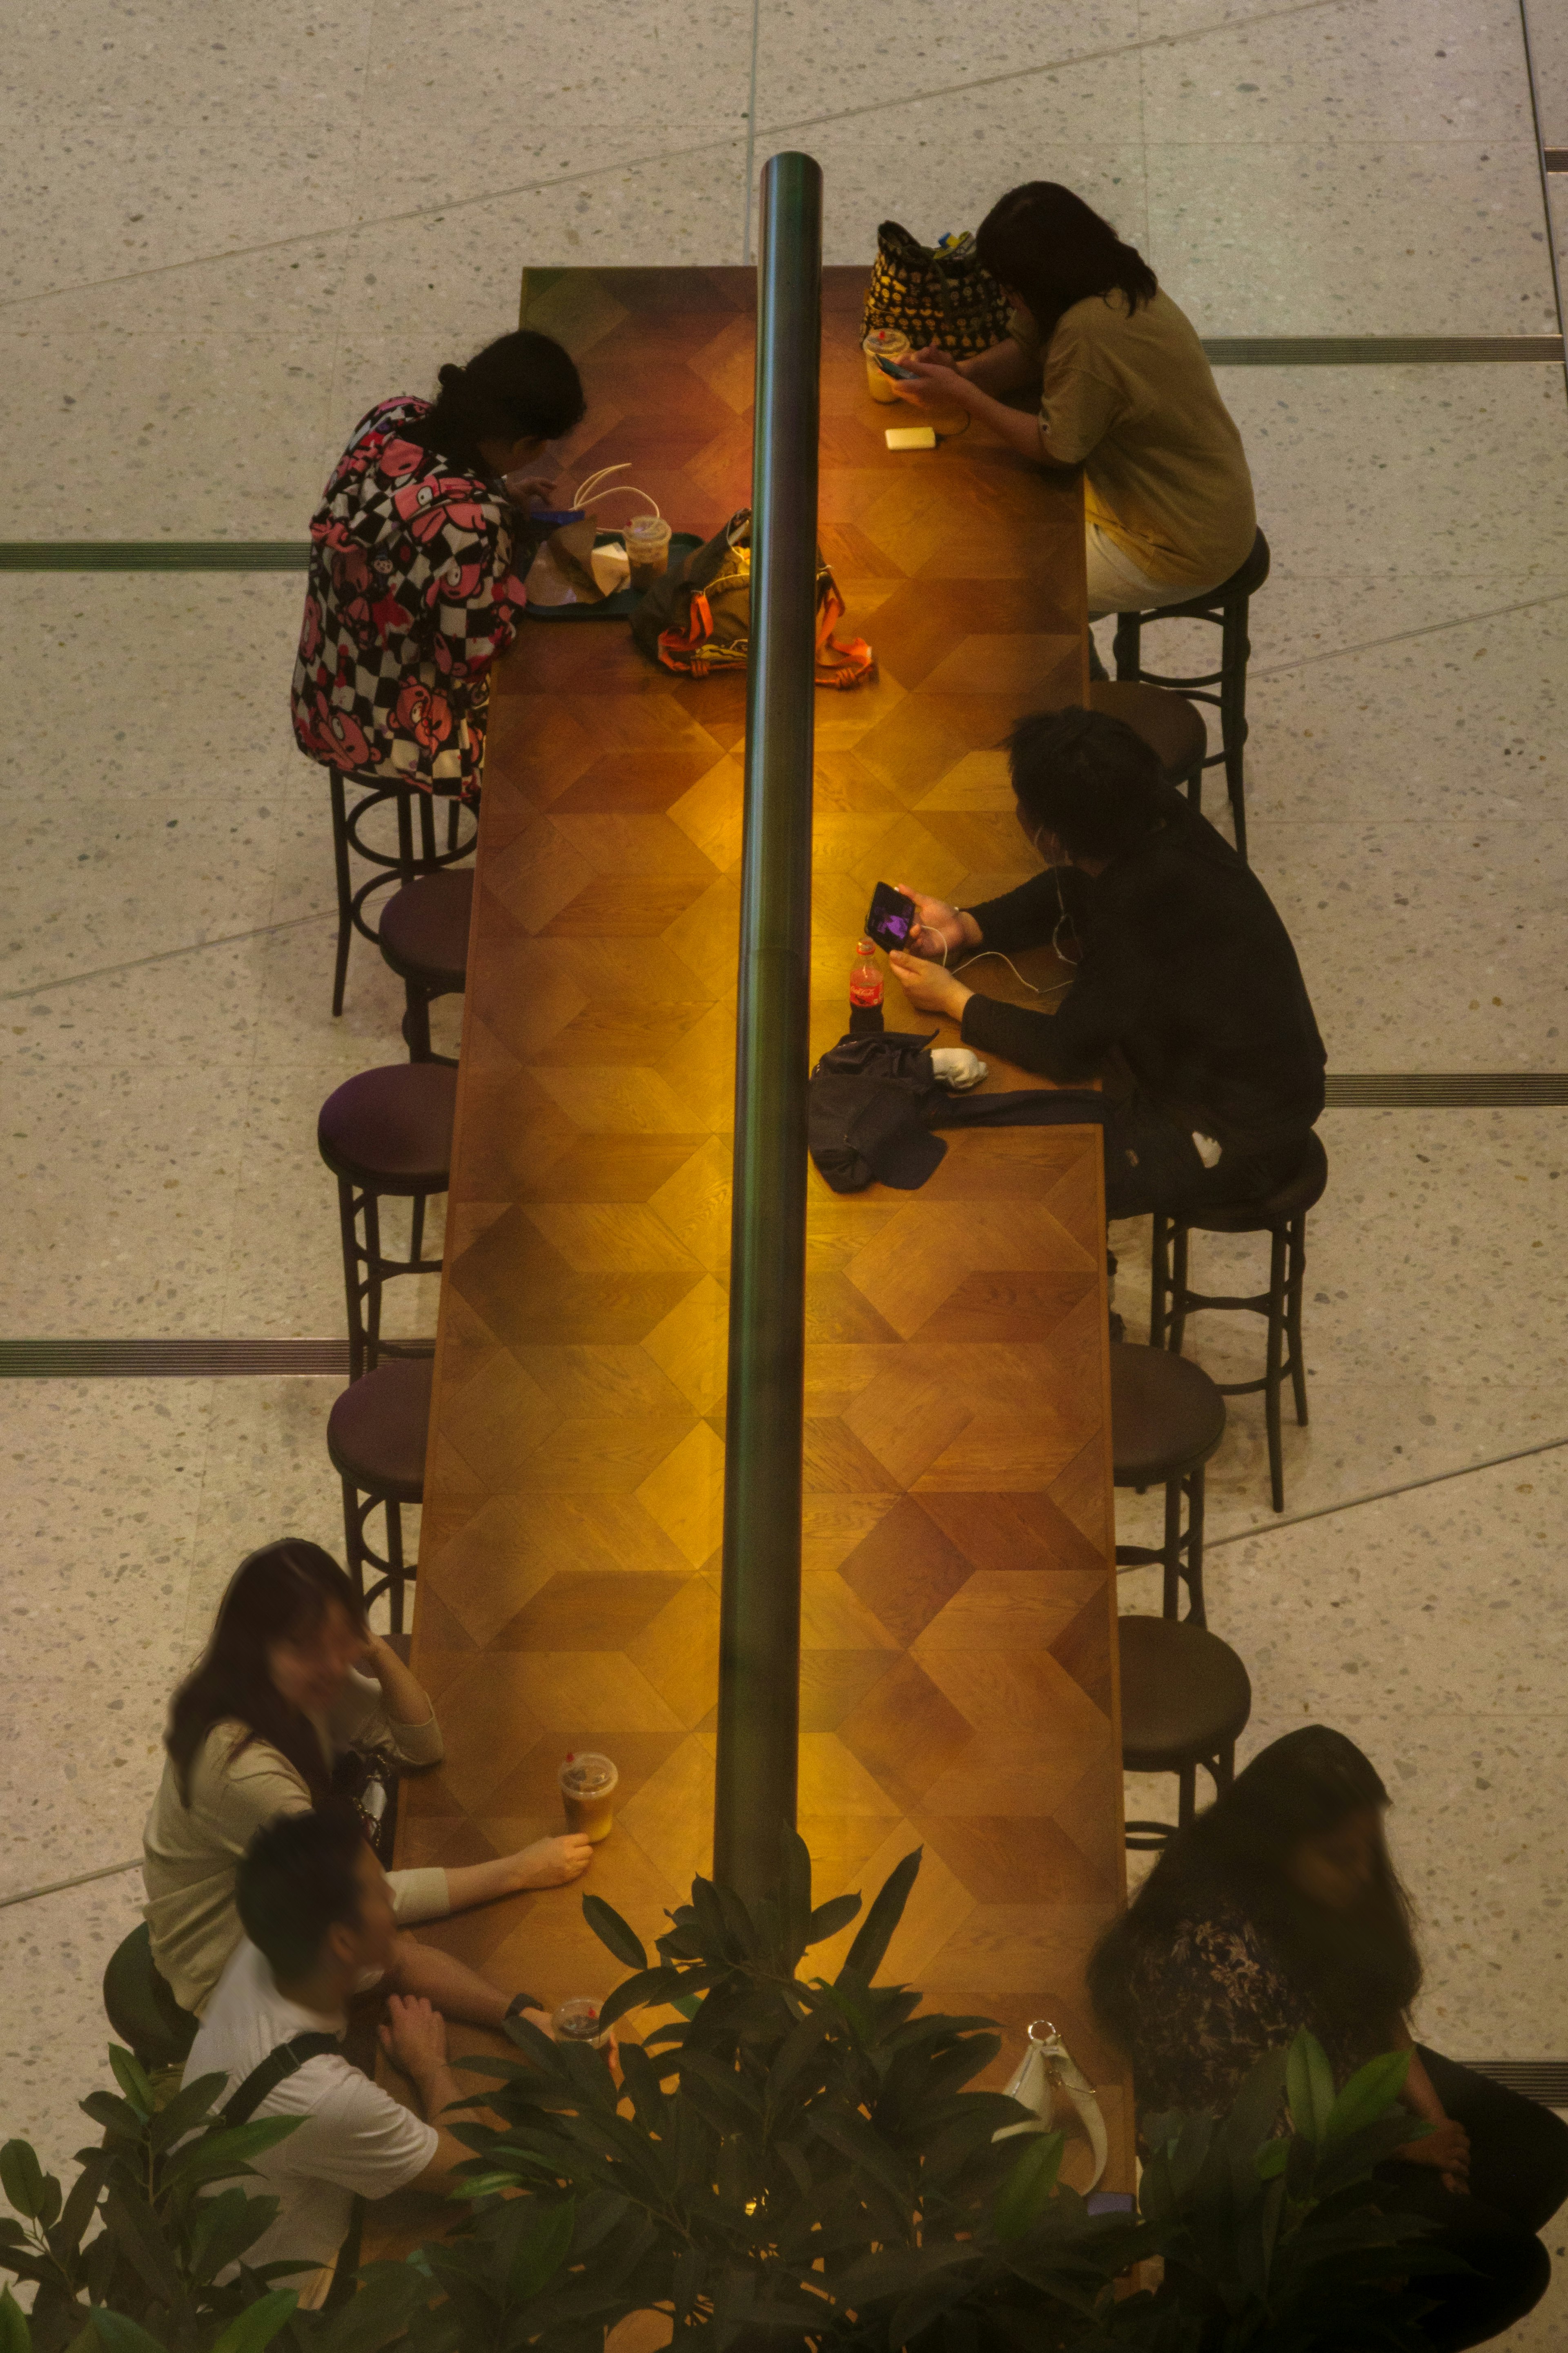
864, 881, 916, 952
874, 353, 920, 382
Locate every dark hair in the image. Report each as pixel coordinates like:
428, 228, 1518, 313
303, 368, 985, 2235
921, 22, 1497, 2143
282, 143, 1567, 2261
237, 1809, 367, 1983
1007, 706, 1168, 861
401, 329, 586, 472
1088, 1726, 1422, 2057
165, 1540, 366, 1805
976, 182, 1158, 343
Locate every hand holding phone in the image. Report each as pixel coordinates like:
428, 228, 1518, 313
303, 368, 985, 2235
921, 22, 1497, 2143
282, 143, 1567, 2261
864, 881, 916, 952
874, 354, 920, 383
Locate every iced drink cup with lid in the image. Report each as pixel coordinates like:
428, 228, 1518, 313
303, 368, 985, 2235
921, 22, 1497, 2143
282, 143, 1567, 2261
863, 327, 911, 404
559, 1751, 618, 1841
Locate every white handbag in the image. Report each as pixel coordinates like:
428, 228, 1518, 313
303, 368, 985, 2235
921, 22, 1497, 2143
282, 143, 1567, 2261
993, 2018, 1109, 2191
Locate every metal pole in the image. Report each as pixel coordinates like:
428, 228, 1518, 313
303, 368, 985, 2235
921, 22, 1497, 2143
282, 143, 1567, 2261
713, 152, 823, 1898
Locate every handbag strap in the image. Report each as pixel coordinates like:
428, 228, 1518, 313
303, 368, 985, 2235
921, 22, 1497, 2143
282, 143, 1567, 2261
223, 2032, 343, 2128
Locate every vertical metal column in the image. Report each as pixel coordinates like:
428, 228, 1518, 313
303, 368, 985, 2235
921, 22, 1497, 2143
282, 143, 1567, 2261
713, 152, 823, 1897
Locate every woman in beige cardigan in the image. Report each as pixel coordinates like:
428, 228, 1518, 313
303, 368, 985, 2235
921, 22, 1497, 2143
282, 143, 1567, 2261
143, 1540, 590, 2021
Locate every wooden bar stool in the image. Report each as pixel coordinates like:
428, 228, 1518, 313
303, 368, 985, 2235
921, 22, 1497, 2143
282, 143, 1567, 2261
317, 1064, 457, 1381
1150, 1132, 1328, 1515
327, 1357, 432, 1634
1086, 680, 1206, 805
1110, 526, 1271, 863
1111, 1343, 1226, 1625
378, 869, 474, 1065
328, 772, 476, 1017
1120, 1616, 1252, 1850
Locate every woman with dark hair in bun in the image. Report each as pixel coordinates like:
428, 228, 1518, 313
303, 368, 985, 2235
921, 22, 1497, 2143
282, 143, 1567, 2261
291, 329, 586, 800
893, 182, 1254, 621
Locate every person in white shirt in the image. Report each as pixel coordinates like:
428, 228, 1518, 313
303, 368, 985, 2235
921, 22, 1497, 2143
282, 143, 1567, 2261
184, 1808, 503, 2310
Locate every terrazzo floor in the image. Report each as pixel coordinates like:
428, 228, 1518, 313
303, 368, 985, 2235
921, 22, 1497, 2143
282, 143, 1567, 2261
3, 0, 1568, 2338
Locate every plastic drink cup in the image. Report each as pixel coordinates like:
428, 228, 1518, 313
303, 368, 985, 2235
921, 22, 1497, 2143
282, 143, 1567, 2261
863, 328, 911, 404
624, 514, 673, 589
552, 1998, 611, 2047
559, 1751, 618, 1841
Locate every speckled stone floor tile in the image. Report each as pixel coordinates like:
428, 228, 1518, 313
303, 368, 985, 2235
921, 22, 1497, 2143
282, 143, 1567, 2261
1138, 0, 1537, 145
1109, 1108, 1568, 1540
1215, 364, 1568, 588
0, 0, 374, 305
178, 1375, 358, 1652
753, 0, 1140, 131
0, 1873, 151, 2181
1522, 0, 1568, 143
1241, 596, 1568, 827
753, 89, 1145, 271
1145, 141, 1559, 335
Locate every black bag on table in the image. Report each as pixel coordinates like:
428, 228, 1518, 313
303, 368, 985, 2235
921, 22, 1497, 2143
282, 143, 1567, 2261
862, 223, 1013, 361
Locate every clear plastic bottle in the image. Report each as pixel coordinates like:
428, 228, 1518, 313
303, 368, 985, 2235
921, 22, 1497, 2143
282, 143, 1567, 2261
849, 938, 884, 1008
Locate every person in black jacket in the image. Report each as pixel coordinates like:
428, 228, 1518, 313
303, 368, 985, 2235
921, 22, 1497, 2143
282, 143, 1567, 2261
887, 706, 1326, 1219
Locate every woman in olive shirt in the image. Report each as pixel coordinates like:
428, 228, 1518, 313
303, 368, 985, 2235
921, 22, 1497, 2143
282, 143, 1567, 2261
897, 181, 1255, 616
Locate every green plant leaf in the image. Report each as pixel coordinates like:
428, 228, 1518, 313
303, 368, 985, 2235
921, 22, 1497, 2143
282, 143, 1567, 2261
207, 2289, 299, 2353
804, 1894, 862, 1947
581, 1895, 647, 1973
105, 2050, 154, 2123
838, 1848, 922, 1987
1323, 2047, 1413, 2144
78, 2094, 144, 2140
991, 2130, 1065, 2241
187, 2186, 281, 2284
159, 2116, 304, 2197
0, 2146, 48, 2223
146, 2073, 229, 2156
100, 2189, 183, 2306
1254, 2136, 1290, 2181
89, 2311, 167, 2353
1285, 2030, 1336, 2146
0, 2287, 30, 2353
310, 2261, 433, 2353
505, 2197, 575, 2307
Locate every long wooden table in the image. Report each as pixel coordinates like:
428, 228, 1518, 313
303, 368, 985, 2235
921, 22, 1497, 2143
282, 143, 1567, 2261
385, 265, 1132, 2217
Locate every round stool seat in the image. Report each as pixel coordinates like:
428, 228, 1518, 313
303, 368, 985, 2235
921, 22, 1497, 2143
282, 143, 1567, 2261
1187, 1131, 1328, 1237
379, 869, 474, 987
103, 1924, 198, 2071
1155, 527, 1272, 619
1111, 1344, 1225, 1487
318, 1064, 457, 1193
1119, 1616, 1252, 1773
1087, 681, 1206, 783
327, 1358, 433, 1502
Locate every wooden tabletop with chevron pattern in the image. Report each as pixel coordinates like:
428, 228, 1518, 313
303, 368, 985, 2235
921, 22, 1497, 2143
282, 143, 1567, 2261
380, 264, 1133, 2224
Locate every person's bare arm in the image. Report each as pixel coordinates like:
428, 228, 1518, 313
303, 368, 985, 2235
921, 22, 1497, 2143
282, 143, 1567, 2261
378, 1995, 486, 2192
1391, 2021, 1470, 2190
935, 338, 1038, 398
358, 1633, 435, 1728
387, 1931, 552, 2036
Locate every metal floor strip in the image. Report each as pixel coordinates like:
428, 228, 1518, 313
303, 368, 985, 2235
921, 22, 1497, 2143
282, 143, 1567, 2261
0, 1339, 350, 1378
1205, 335, 1564, 365
0, 541, 309, 571
1325, 1073, 1568, 1107
1463, 2061, 1568, 2106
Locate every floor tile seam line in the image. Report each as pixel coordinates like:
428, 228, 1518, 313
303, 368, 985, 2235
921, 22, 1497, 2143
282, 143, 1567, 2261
754, 0, 1369, 140
0, 1858, 142, 1913
741, 0, 762, 263
1204, 1432, 1568, 1551
1247, 586, 1568, 679
0, 135, 742, 321
0, 911, 335, 1003
1517, 0, 1568, 357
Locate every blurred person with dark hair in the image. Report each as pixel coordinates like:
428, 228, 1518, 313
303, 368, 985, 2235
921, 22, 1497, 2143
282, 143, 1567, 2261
1086, 1726, 1568, 2351
889, 706, 1324, 1218
893, 183, 1254, 619
183, 1811, 483, 2309
291, 327, 586, 796
143, 1539, 589, 2018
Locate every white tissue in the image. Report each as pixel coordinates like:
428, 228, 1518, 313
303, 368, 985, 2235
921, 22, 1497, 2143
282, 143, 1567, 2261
931, 1047, 988, 1091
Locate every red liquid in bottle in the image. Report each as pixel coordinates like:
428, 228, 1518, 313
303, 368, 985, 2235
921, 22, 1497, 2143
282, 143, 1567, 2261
849, 938, 884, 1008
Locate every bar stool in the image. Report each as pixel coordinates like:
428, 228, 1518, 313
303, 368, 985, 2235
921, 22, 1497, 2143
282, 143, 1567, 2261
1111, 527, 1271, 863
327, 1357, 432, 1633
317, 1064, 457, 1381
378, 870, 474, 1065
1111, 1343, 1225, 1625
1120, 1617, 1252, 1850
103, 1924, 198, 2072
1150, 1131, 1329, 1515
1086, 681, 1206, 805
328, 771, 476, 1017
